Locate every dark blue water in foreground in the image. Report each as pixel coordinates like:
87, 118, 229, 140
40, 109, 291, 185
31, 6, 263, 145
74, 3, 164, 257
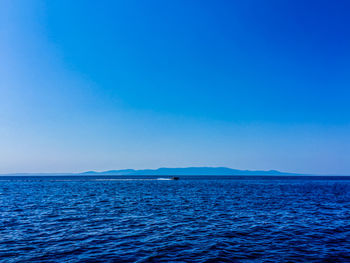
1, 176, 350, 262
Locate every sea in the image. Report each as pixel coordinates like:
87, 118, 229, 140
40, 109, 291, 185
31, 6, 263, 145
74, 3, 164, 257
0, 175, 349, 262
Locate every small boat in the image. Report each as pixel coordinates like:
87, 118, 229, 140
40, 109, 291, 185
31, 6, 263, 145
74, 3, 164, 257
171, 177, 180, 180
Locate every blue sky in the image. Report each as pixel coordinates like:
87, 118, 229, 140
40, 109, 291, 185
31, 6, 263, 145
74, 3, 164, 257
1, 0, 349, 174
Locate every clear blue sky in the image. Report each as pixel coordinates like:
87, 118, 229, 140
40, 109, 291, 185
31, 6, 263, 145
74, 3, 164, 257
1, 0, 349, 174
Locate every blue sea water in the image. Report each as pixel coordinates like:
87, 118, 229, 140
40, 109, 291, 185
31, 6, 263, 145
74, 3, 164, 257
0, 176, 350, 262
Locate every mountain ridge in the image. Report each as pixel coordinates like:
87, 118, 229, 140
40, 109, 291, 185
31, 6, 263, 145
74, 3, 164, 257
6, 167, 345, 176
80, 167, 300, 176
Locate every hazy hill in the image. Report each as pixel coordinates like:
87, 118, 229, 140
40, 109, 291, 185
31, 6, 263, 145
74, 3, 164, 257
80, 167, 298, 176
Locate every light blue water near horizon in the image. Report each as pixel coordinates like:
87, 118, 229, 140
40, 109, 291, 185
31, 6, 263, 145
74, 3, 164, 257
1, 176, 350, 262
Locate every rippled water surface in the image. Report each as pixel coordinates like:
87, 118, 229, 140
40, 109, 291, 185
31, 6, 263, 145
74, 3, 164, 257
1, 176, 350, 262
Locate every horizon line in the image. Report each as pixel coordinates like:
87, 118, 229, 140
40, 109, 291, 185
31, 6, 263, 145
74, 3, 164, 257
0, 166, 349, 176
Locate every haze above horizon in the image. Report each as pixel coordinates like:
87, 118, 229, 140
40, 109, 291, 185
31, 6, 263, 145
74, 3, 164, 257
2, 166, 349, 176
1, 0, 349, 175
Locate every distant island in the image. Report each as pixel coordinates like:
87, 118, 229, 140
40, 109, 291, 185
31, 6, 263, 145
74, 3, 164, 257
80, 167, 299, 176
3, 167, 348, 176
1, 167, 310, 176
